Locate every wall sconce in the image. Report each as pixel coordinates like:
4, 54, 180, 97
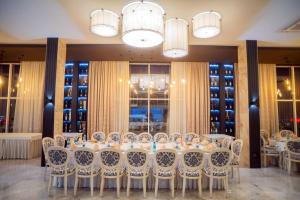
45, 96, 54, 105
249, 97, 258, 108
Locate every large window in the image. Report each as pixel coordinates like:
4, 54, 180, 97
276, 66, 300, 136
0, 63, 20, 132
129, 63, 170, 135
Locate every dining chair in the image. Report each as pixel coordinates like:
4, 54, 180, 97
154, 149, 177, 198
286, 139, 300, 175
106, 132, 121, 143
221, 137, 232, 149
280, 129, 295, 139
73, 147, 99, 196
42, 137, 55, 179
169, 132, 182, 143
138, 132, 153, 143
125, 148, 149, 197
230, 139, 243, 183
54, 135, 65, 147
123, 132, 138, 143
99, 148, 123, 198
47, 146, 75, 196
179, 149, 205, 198
203, 148, 232, 198
260, 134, 279, 167
92, 131, 105, 143
154, 132, 168, 143
184, 132, 199, 144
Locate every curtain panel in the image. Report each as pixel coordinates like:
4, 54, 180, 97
13, 61, 45, 133
87, 61, 129, 138
169, 62, 210, 135
259, 64, 279, 136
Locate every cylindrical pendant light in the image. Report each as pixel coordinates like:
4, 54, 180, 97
192, 11, 221, 38
122, 1, 165, 48
163, 18, 188, 58
90, 9, 119, 37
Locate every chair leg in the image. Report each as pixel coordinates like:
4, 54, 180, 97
225, 175, 229, 198
90, 176, 94, 197
264, 155, 267, 167
237, 166, 240, 183
64, 175, 68, 196
74, 175, 78, 196
127, 176, 131, 197
47, 175, 52, 194
171, 177, 175, 198
209, 176, 213, 198
288, 160, 291, 175
155, 177, 158, 198
116, 176, 120, 198
182, 177, 186, 197
143, 177, 147, 198
100, 177, 104, 197
198, 177, 202, 197
231, 166, 234, 178
44, 165, 48, 181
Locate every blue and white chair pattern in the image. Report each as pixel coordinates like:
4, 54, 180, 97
92, 131, 105, 143
260, 134, 279, 167
123, 132, 138, 143
154, 132, 168, 143
138, 132, 153, 143
184, 132, 199, 144
169, 132, 182, 143
230, 139, 243, 182
42, 137, 55, 178
286, 139, 300, 175
54, 135, 65, 147
107, 132, 121, 144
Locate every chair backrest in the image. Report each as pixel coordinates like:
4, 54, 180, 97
260, 134, 267, 147
208, 148, 232, 170
74, 147, 95, 169
47, 146, 69, 168
280, 130, 294, 138
184, 132, 199, 143
154, 132, 168, 143
93, 131, 105, 142
169, 132, 182, 142
155, 149, 177, 171
221, 137, 232, 149
286, 139, 300, 154
42, 137, 55, 159
107, 132, 121, 143
54, 135, 65, 147
99, 148, 122, 171
138, 132, 153, 143
123, 132, 138, 143
125, 148, 148, 172
182, 149, 204, 171
231, 139, 243, 161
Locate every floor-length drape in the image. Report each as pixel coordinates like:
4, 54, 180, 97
169, 62, 210, 135
259, 64, 279, 136
87, 61, 129, 138
13, 61, 45, 132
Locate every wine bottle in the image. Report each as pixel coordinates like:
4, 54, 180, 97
214, 70, 217, 74
229, 81, 232, 86
68, 111, 71, 121
68, 124, 72, 132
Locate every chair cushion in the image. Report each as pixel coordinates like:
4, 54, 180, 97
77, 168, 99, 176
103, 170, 123, 177
153, 171, 174, 177
52, 167, 75, 175
179, 171, 200, 177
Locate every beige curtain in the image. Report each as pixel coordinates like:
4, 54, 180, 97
13, 61, 45, 132
169, 62, 210, 135
259, 64, 279, 136
87, 61, 129, 138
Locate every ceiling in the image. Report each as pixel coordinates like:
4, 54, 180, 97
0, 0, 300, 47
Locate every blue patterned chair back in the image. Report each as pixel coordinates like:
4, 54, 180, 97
47, 146, 69, 168
169, 132, 182, 142
99, 148, 121, 169
74, 148, 95, 168
138, 132, 153, 143
154, 132, 169, 143
182, 149, 204, 170
280, 130, 294, 138
126, 148, 148, 171
184, 132, 199, 143
93, 131, 105, 142
286, 140, 300, 154
209, 148, 232, 169
221, 137, 232, 149
107, 132, 121, 143
54, 135, 65, 147
123, 132, 138, 143
42, 137, 55, 159
155, 149, 177, 169
231, 139, 243, 157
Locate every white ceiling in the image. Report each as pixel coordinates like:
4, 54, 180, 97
0, 0, 300, 47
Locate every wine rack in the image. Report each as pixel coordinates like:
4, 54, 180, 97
209, 63, 235, 137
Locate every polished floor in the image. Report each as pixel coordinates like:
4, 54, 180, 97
0, 158, 299, 200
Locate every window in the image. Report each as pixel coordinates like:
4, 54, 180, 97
276, 66, 300, 136
129, 63, 170, 135
0, 63, 20, 132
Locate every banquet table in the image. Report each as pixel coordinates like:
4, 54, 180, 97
54, 141, 226, 190
0, 133, 42, 159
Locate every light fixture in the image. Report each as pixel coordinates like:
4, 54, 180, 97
122, 1, 165, 48
90, 9, 119, 37
192, 11, 221, 38
163, 18, 188, 58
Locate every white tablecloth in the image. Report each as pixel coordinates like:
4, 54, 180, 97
0, 133, 42, 159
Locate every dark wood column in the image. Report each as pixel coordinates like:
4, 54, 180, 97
41, 38, 59, 166
246, 40, 261, 168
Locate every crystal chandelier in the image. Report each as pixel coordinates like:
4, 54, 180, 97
192, 11, 221, 38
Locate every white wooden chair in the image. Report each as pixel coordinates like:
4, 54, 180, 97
73, 147, 99, 196
154, 149, 177, 198
42, 137, 55, 179
106, 132, 121, 144
154, 132, 168, 143
221, 137, 232, 149
99, 148, 123, 198
203, 148, 232, 198
260, 134, 279, 167
54, 135, 65, 147
123, 132, 138, 143
179, 149, 205, 198
125, 148, 150, 197
138, 132, 153, 143
47, 146, 75, 196
280, 129, 295, 139
92, 131, 105, 143
184, 132, 199, 144
286, 139, 300, 175
169, 132, 182, 143
230, 139, 243, 183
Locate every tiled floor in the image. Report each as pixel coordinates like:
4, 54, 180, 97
0, 158, 299, 200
